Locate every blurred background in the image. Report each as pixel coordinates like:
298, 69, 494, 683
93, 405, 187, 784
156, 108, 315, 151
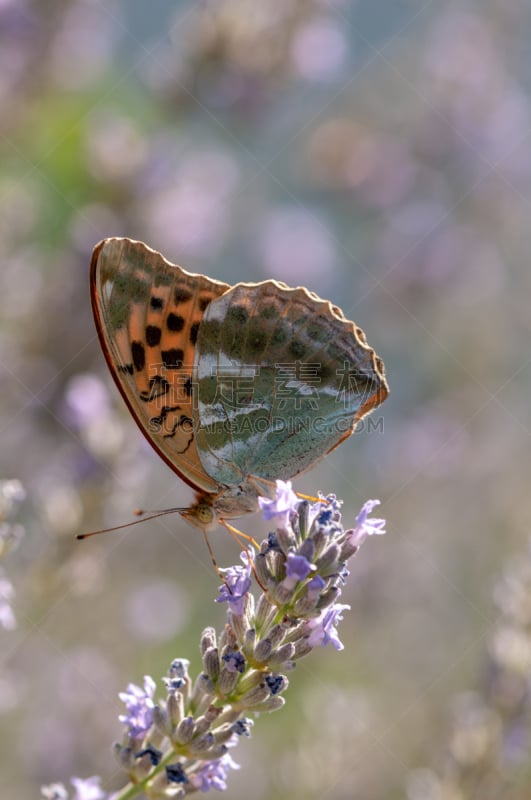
1, 1, 531, 798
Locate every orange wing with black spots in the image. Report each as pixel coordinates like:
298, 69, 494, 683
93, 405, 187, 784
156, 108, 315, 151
90, 237, 229, 495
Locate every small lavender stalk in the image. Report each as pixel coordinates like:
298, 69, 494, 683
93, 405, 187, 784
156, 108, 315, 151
407, 540, 531, 800
0, 479, 25, 630
42, 481, 386, 799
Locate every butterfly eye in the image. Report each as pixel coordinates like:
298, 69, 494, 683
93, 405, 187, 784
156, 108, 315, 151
197, 503, 215, 526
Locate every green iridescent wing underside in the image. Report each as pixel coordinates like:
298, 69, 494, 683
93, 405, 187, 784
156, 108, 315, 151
193, 281, 388, 486
90, 238, 230, 495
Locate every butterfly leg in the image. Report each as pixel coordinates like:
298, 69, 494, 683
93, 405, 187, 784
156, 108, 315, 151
219, 520, 259, 550
219, 520, 266, 592
201, 527, 225, 580
248, 475, 325, 505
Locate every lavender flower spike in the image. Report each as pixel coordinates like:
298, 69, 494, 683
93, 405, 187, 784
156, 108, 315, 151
46, 489, 387, 799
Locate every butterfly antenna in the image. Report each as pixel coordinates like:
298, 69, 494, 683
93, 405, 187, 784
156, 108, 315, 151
77, 508, 185, 540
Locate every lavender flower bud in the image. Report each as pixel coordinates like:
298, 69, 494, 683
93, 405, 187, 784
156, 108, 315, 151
174, 716, 195, 745
295, 500, 310, 539
253, 552, 273, 587
272, 582, 293, 605
229, 610, 250, 642
253, 696, 286, 713
316, 585, 341, 610
339, 536, 359, 561
203, 647, 220, 681
219, 623, 238, 651
292, 639, 313, 659
213, 728, 237, 747
217, 666, 240, 695
299, 538, 315, 561
191, 673, 216, 714
268, 642, 296, 669
253, 638, 273, 663
315, 543, 341, 576
166, 690, 184, 728
236, 683, 271, 708
310, 528, 329, 558
268, 623, 288, 648
134, 745, 161, 778
194, 715, 213, 737
113, 742, 136, 771
200, 627, 217, 655
276, 525, 297, 553
268, 549, 288, 580
254, 592, 277, 629
192, 742, 229, 760
190, 732, 215, 754
237, 669, 266, 695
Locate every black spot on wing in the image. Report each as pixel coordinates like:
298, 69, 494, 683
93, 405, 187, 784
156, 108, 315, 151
162, 348, 184, 369
167, 313, 185, 332
146, 325, 162, 347
174, 286, 192, 304
198, 296, 212, 312
139, 375, 170, 401
190, 321, 200, 345
288, 339, 307, 360
131, 341, 145, 372
150, 296, 163, 310
118, 364, 134, 375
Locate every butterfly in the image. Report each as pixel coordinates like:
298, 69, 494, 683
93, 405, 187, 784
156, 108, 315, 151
90, 238, 388, 531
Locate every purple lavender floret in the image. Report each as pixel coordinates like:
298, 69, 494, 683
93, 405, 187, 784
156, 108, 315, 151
306, 603, 351, 651
118, 675, 156, 738
347, 499, 386, 547
286, 552, 313, 582
258, 479, 299, 524
190, 753, 240, 792
216, 549, 253, 615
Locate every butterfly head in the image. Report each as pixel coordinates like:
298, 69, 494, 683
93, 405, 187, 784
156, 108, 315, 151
179, 494, 218, 531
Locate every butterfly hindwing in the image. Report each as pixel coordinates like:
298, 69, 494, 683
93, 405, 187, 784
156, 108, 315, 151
193, 281, 387, 485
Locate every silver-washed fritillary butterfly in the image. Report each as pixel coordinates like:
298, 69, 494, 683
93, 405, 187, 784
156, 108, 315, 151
90, 238, 388, 530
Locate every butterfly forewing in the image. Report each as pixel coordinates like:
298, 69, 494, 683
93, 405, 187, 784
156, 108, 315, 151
90, 238, 229, 494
